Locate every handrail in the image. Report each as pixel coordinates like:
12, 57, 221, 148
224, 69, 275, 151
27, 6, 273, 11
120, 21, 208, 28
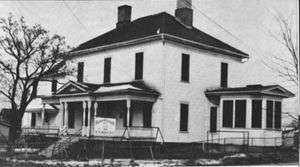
207, 130, 250, 146
120, 126, 165, 143
22, 126, 60, 136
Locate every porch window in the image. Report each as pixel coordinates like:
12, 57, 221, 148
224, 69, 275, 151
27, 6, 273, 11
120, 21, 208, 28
68, 109, 75, 129
266, 100, 274, 128
251, 100, 262, 128
222, 100, 233, 127
77, 62, 84, 82
274, 101, 282, 129
143, 102, 152, 128
104, 58, 111, 83
235, 100, 246, 128
221, 62, 228, 88
210, 107, 217, 132
180, 103, 189, 132
181, 54, 190, 82
135, 52, 143, 80
31, 113, 36, 127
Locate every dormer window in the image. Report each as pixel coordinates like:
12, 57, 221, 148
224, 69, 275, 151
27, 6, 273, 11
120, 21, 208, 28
135, 52, 143, 80
77, 62, 84, 82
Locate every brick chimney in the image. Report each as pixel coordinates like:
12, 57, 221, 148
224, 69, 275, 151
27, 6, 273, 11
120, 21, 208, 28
175, 0, 193, 27
116, 5, 132, 28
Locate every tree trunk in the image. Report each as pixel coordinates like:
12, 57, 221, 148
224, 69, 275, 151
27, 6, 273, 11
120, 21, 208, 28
9, 110, 23, 143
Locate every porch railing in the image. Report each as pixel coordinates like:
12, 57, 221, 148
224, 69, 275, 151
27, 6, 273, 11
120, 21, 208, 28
207, 130, 250, 146
22, 126, 59, 136
121, 126, 165, 143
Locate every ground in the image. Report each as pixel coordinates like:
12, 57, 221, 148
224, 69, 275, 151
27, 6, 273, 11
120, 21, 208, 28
0, 150, 298, 166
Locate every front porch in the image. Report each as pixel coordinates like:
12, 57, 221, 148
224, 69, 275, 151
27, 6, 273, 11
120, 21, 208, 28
41, 80, 162, 142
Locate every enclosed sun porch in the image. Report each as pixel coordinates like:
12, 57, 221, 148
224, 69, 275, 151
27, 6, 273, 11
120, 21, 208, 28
205, 84, 294, 147
39, 80, 163, 142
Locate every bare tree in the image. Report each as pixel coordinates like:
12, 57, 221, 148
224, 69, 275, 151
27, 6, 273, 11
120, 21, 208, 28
0, 14, 70, 141
266, 12, 299, 87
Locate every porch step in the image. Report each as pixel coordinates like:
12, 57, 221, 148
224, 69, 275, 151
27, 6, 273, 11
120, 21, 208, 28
38, 136, 80, 158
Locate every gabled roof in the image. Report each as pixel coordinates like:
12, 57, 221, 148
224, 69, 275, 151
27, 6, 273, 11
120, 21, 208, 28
55, 80, 160, 97
56, 80, 99, 95
71, 12, 249, 59
205, 84, 295, 98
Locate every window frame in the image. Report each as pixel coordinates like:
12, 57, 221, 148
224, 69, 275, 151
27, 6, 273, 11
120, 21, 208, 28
251, 99, 262, 128
135, 52, 144, 80
222, 100, 234, 128
179, 102, 189, 132
220, 62, 228, 88
181, 53, 190, 83
234, 100, 246, 128
77, 62, 84, 82
103, 57, 111, 83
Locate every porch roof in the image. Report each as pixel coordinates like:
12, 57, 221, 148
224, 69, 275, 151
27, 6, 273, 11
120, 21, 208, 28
54, 80, 160, 98
205, 84, 294, 98
26, 98, 58, 113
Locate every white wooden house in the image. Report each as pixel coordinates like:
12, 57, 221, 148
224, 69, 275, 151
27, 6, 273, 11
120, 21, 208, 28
22, 0, 294, 146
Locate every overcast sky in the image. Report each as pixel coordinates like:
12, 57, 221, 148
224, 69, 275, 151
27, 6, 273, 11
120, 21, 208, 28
0, 0, 298, 123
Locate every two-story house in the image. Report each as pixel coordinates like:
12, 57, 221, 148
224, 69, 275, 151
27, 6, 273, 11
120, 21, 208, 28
22, 0, 294, 146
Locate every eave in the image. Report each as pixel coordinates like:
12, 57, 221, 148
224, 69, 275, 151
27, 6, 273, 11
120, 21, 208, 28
69, 33, 249, 61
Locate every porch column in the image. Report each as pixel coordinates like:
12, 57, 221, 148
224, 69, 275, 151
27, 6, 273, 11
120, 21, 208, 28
246, 99, 252, 128
262, 99, 267, 129
94, 102, 98, 118
126, 99, 131, 127
87, 101, 92, 137
41, 103, 45, 126
82, 101, 86, 136
64, 102, 68, 128
60, 102, 64, 128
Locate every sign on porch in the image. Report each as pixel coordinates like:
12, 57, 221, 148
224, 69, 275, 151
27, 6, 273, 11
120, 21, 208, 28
94, 117, 116, 136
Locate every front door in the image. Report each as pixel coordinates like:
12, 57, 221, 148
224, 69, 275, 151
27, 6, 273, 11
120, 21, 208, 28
210, 107, 217, 132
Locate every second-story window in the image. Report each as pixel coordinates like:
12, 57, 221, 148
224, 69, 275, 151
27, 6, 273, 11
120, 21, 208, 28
221, 62, 228, 88
104, 57, 111, 83
135, 52, 144, 80
181, 54, 190, 82
77, 62, 84, 82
